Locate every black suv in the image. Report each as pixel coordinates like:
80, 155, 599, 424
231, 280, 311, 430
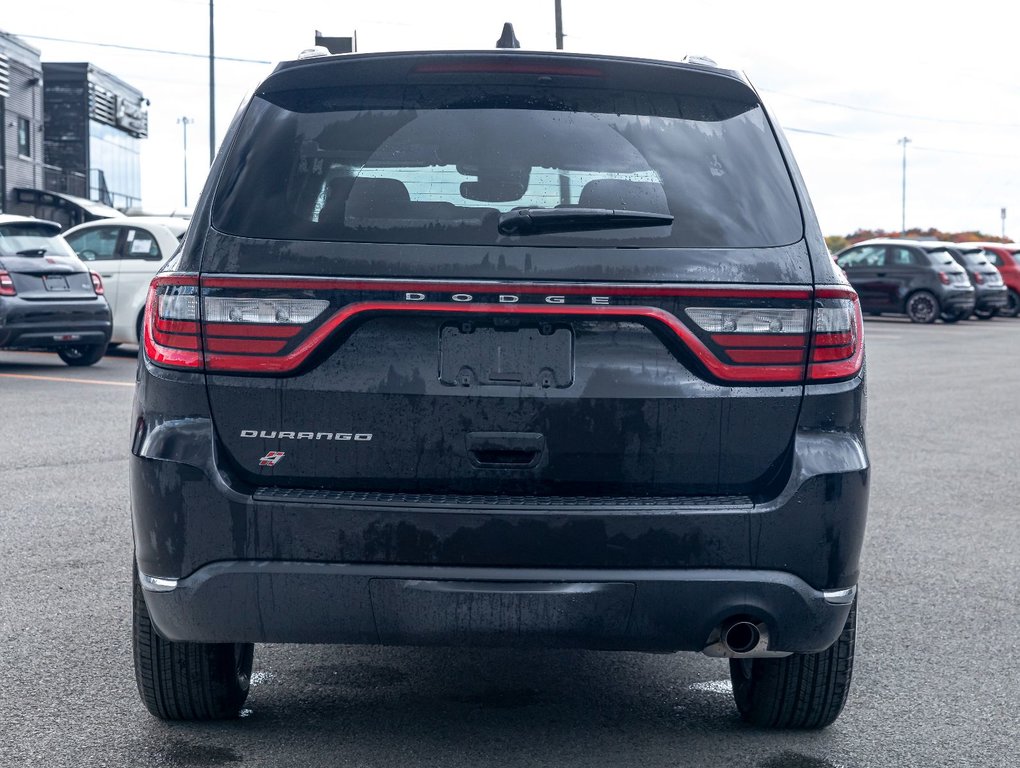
834, 238, 974, 323
130, 43, 869, 729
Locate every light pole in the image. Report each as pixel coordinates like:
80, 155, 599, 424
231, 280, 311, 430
898, 136, 911, 234
209, 0, 216, 165
178, 116, 194, 206
554, 0, 564, 49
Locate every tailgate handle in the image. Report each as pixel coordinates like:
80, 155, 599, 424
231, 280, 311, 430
467, 432, 545, 469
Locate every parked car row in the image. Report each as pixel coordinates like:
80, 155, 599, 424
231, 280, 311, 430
0, 213, 187, 365
833, 238, 1019, 323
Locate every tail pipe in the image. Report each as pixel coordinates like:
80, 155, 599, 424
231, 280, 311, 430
702, 617, 790, 658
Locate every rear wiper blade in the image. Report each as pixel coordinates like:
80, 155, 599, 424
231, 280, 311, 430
16, 248, 48, 257
497, 207, 673, 236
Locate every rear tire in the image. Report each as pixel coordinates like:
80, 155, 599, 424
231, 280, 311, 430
58, 342, 107, 366
973, 307, 998, 320
1003, 290, 1020, 318
905, 291, 939, 324
132, 568, 254, 720
729, 597, 857, 729
940, 309, 966, 324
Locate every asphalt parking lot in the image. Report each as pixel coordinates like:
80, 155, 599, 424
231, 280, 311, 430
1, 318, 1018, 768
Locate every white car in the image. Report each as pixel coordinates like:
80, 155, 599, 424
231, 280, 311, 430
63, 216, 188, 345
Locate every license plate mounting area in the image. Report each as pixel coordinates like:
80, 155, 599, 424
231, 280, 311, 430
440, 324, 574, 388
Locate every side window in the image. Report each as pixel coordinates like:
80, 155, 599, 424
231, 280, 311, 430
985, 252, 1002, 267
888, 246, 917, 266
122, 228, 162, 260
65, 227, 121, 262
837, 245, 885, 269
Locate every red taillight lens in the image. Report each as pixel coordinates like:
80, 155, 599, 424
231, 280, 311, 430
972, 271, 984, 284
143, 275, 332, 372
0, 270, 15, 296
89, 271, 105, 295
938, 272, 951, 285
202, 296, 329, 371
808, 289, 864, 382
143, 275, 203, 369
686, 307, 809, 375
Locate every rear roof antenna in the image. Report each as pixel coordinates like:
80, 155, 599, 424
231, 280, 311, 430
496, 22, 521, 49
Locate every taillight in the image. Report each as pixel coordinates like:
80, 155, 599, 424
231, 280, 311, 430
938, 272, 951, 285
808, 289, 864, 382
90, 271, 105, 295
202, 297, 329, 369
685, 307, 809, 369
972, 271, 984, 284
0, 270, 15, 297
141, 276, 864, 383
682, 290, 863, 383
144, 275, 202, 369
143, 275, 332, 372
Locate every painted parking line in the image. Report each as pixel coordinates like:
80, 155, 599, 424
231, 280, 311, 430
0, 372, 135, 388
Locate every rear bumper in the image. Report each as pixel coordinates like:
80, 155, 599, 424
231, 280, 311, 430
940, 289, 976, 312
138, 561, 855, 654
974, 286, 1009, 311
130, 387, 869, 652
0, 296, 111, 348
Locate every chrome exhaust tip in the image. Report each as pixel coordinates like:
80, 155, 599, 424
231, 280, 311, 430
702, 618, 790, 658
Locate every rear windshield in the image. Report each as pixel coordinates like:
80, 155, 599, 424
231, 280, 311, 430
925, 249, 957, 266
212, 84, 803, 248
956, 250, 990, 267
0, 223, 77, 258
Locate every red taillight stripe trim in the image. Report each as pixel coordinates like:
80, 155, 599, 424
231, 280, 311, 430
726, 349, 805, 364
814, 287, 857, 300
814, 332, 853, 347
203, 301, 807, 381
155, 317, 200, 335
812, 345, 854, 362
205, 337, 288, 354
152, 328, 201, 351
711, 334, 807, 349
204, 322, 303, 339
201, 275, 812, 300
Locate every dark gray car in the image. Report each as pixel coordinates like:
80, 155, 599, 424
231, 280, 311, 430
0, 214, 111, 365
928, 242, 1009, 320
835, 238, 974, 323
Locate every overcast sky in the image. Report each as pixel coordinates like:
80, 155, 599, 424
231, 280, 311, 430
4, 0, 1018, 238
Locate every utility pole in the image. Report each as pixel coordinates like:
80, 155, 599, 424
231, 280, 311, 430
209, 0, 216, 165
1002, 207, 1007, 239
898, 136, 911, 234
178, 117, 194, 206
554, 0, 564, 49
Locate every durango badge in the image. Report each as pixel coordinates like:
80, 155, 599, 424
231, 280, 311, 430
259, 451, 286, 467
